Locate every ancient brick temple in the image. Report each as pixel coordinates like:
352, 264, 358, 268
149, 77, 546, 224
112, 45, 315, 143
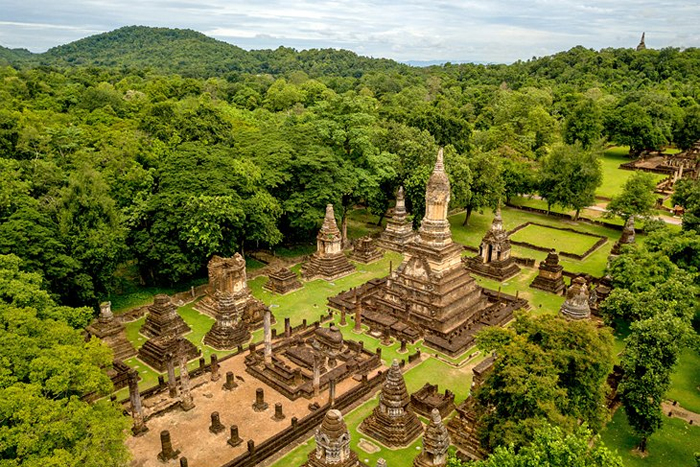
246, 322, 380, 400
203, 292, 251, 349
464, 207, 520, 281
349, 236, 384, 264
529, 249, 566, 295
610, 216, 636, 256
560, 276, 591, 320
137, 295, 200, 371
345, 149, 523, 356
86, 301, 136, 361
303, 409, 359, 467
447, 356, 493, 462
413, 409, 451, 467
196, 254, 269, 330
359, 360, 422, 447
301, 204, 356, 281
378, 186, 415, 252
263, 267, 302, 295
410, 383, 455, 419
140, 294, 191, 339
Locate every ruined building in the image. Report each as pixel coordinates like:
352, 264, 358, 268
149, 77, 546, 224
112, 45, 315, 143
529, 250, 566, 295
560, 276, 591, 320
264, 267, 302, 295
203, 292, 251, 349
464, 207, 520, 281
344, 149, 524, 356
447, 356, 494, 462
196, 254, 268, 330
378, 186, 415, 252
302, 204, 356, 281
359, 360, 422, 447
637, 32, 646, 51
610, 216, 636, 256
413, 409, 451, 467
349, 236, 384, 264
137, 295, 200, 371
86, 301, 136, 361
303, 409, 359, 467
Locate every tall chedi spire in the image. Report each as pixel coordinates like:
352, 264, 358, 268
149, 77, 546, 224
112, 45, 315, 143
637, 32, 646, 51
419, 148, 452, 246
413, 409, 451, 467
379, 185, 415, 252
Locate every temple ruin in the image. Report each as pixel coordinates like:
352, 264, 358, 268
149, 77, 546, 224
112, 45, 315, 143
86, 301, 136, 361
263, 267, 302, 295
636, 32, 646, 51
378, 186, 415, 252
447, 356, 494, 462
560, 276, 591, 320
349, 236, 384, 264
137, 295, 200, 371
303, 409, 360, 467
464, 207, 520, 281
410, 383, 455, 419
301, 204, 356, 281
529, 250, 566, 295
359, 359, 422, 447
413, 409, 451, 467
245, 321, 381, 400
333, 149, 525, 356
203, 292, 251, 350
196, 254, 268, 330
610, 216, 636, 256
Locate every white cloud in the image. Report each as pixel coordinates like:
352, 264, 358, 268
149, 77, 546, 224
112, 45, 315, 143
0, 0, 698, 62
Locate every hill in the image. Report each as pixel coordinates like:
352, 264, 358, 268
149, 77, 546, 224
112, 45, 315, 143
2, 25, 407, 78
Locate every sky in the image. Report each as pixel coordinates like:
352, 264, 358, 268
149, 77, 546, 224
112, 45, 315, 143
0, 0, 699, 64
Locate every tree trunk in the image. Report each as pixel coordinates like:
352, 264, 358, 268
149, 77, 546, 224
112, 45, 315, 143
463, 206, 473, 226
376, 211, 386, 226
574, 208, 580, 221
341, 207, 349, 249
638, 437, 647, 453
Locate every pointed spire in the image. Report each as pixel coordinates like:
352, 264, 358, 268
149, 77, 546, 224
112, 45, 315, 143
321, 204, 340, 234
434, 147, 445, 173
637, 32, 646, 51
490, 205, 503, 231
414, 408, 450, 467
397, 185, 405, 200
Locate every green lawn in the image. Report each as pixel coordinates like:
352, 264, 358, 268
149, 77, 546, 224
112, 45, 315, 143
510, 223, 602, 257
600, 408, 700, 467
667, 349, 700, 414
598, 147, 665, 199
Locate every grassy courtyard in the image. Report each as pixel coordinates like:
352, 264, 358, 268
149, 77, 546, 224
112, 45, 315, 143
598, 147, 666, 199
510, 223, 603, 257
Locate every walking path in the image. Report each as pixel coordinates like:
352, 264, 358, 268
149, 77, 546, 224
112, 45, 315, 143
661, 400, 700, 425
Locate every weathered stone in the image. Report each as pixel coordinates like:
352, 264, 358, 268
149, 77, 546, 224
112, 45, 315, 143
223, 371, 238, 391
637, 32, 646, 51
137, 335, 200, 372
86, 301, 136, 361
301, 204, 356, 281
529, 249, 566, 295
273, 402, 285, 421
179, 357, 195, 411
413, 409, 450, 467
128, 370, 148, 436
560, 276, 591, 320
359, 360, 422, 447
203, 292, 251, 350
378, 186, 415, 253
252, 388, 268, 412
264, 267, 302, 294
464, 206, 520, 281
210, 354, 220, 381
227, 425, 243, 447
157, 430, 180, 462
197, 254, 269, 331
610, 216, 636, 256
349, 236, 384, 264
209, 411, 225, 434
410, 383, 455, 419
140, 295, 191, 339
303, 409, 360, 467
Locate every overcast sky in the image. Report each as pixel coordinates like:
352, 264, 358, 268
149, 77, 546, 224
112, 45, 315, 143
1, 0, 699, 63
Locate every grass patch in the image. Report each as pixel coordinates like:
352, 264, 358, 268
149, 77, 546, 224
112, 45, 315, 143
667, 349, 700, 414
600, 408, 700, 467
598, 147, 665, 199
510, 223, 602, 257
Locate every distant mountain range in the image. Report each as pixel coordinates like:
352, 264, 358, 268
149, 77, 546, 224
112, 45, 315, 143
0, 25, 410, 78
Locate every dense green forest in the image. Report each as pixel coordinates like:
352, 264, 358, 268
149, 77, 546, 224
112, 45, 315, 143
1, 25, 700, 467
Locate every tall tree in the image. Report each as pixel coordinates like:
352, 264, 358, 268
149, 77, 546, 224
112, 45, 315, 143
672, 178, 700, 232
606, 171, 657, 219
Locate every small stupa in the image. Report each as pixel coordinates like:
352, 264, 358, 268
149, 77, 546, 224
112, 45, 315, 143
464, 206, 520, 281
378, 186, 415, 252
301, 204, 356, 281
560, 277, 591, 320
86, 301, 136, 361
413, 409, 451, 467
303, 409, 359, 467
529, 250, 566, 295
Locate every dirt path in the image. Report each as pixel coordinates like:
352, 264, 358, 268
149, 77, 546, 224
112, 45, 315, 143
661, 400, 700, 425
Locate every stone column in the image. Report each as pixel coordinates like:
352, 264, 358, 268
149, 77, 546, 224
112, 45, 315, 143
252, 388, 268, 411
166, 353, 178, 398
227, 425, 243, 447
273, 403, 285, 421
179, 357, 195, 411
284, 317, 291, 337
210, 411, 225, 434
399, 339, 407, 353
210, 354, 220, 381
328, 378, 336, 407
157, 430, 180, 462
339, 309, 347, 326
353, 299, 362, 333
313, 353, 321, 397
223, 371, 237, 391
263, 310, 272, 365
128, 370, 148, 435
180, 457, 188, 467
